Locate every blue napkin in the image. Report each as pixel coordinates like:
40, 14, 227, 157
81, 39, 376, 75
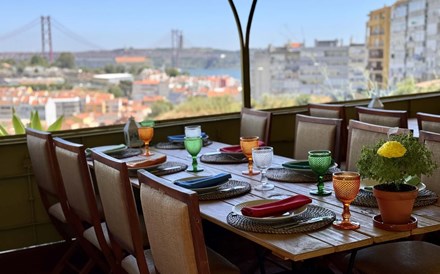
168, 132, 208, 143
174, 173, 231, 189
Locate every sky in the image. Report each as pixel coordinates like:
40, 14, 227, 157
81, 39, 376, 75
0, 0, 396, 52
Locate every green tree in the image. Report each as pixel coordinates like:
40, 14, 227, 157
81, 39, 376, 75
150, 100, 174, 118
108, 85, 123, 97
104, 64, 125, 73
119, 80, 133, 97
165, 67, 179, 77
392, 77, 416, 96
30, 55, 48, 67
55, 52, 75, 69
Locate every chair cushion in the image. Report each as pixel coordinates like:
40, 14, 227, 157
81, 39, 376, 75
48, 202, 67, 223
349, 241, 440, 274
422, 120, 440, 134
310, 108, 340, 119
83, 222, 110, 251
294, 122, 336, 159
121, 249, 156, 274
241, 112, 267, 142
207, 247, 240, 274
359, 113, 402, 127
421, 138, 440, 194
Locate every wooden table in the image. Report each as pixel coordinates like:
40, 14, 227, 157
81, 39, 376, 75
130, 141, 440, 262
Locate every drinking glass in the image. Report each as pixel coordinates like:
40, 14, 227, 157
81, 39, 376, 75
308, 150, 332, 196
252, 146, 274, 191
240, 136, 260, 175
184, 137, 204, 172
185, 125, 202, 138
332, 171, 361, 230
138, 120, 155, 156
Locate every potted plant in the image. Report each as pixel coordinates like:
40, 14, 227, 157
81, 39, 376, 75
357, 132, 437, 224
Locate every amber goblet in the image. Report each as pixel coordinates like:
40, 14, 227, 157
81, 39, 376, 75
240, 136, 260, 176
138, 120, 155, 156
332, 171, 361, 230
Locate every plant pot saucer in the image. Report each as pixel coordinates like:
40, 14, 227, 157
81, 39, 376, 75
373, 214, 417, 231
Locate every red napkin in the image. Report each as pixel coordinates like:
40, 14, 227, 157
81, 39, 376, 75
220, 141, 265, 153
241, 195, 312, 217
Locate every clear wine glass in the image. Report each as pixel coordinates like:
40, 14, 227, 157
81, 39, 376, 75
138, 120, 155, 156
308, 150, 332, 196
252, 146, 274, 191
332, 171, 361, 230
240, 136, 260, 175
184, 136, 204, 172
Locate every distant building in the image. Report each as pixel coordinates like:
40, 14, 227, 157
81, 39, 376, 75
299, 40, 367, 98
45, 97, 81, 125
366, 5, 391, 89
388, 0, 440, 88
93, 73, 133, 85
132, 79, 162, 100
251, 43, 302, 100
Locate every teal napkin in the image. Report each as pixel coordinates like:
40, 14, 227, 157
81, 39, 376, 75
174, 173, 231, 189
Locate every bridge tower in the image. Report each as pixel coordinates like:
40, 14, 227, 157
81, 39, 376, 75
171, 29, 183, 68
41, 16, 53, 63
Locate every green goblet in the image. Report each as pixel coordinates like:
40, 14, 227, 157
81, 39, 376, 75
308, 150, 332, 196
184, 136, 204, 172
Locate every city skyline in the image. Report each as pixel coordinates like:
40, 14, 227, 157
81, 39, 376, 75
1, 1, 395, 53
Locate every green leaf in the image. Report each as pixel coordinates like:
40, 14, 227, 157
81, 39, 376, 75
47, 115, 64, 132
0, 124, 8, 136
30, 110, 34, 122
12, 113, 25, 134
31, 111, 43, 131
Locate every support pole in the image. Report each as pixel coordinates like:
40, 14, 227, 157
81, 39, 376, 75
228, 0, 258, 108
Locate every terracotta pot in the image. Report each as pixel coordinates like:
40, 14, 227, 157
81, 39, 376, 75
373, 184, 418, 224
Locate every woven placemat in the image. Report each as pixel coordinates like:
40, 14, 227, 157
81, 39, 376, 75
107, 148, 143, 159
352, 189, 438, 208
197, 180, 251, 201
155, 139, 213, 149
226, 205, 336, 234
128, 161, 187, 177
200, 153, 248, 164
266, 167, 339, 183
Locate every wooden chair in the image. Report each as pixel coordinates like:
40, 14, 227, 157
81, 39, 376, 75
138, 170, 240, 274
419, 130, 440, 194
355, 106, 408, 128
417, 112, 440, 134
91, 150, 154, 274
308, 103, 347, 161
240, 107, 272, 145
26, 128, 86, 273
346, 120, 411, 171
294, 114, 342, 165
53, 137, 114, 272
307, 103, 345, 119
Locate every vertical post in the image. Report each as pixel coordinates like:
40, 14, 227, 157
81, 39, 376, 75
41, 16, 45, 59
228, 0, 258, 108
47, 16, 53, 63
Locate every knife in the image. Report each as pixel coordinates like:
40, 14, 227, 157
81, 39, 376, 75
273, 215, 334, 229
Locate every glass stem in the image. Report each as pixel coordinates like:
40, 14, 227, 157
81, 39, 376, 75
342, 203, 351, 223
248, 158, 253, 174
260, 169, 267, 186
145, 142, 150, 156
192, 156, 198, 171
317, 175, 324, 194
